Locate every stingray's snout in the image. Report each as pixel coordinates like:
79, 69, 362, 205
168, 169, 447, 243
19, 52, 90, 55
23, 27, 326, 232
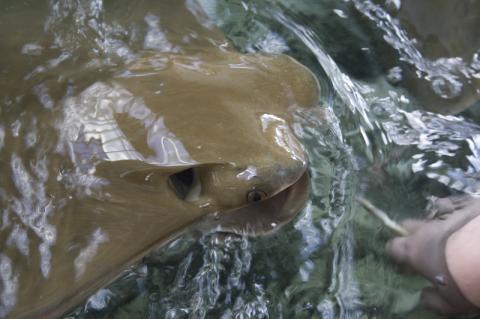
194, 166, 311, 237
259, 160, 307, 197
236, 159, 307, 204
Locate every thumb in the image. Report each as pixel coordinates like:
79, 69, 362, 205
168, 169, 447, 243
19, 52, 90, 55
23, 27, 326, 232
421, 286, 457, 315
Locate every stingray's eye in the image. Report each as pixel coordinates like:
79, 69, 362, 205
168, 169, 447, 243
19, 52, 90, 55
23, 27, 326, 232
247, 189, 268, 203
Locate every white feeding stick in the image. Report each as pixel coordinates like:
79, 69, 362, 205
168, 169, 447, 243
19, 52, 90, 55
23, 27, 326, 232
356, 196, 409, 236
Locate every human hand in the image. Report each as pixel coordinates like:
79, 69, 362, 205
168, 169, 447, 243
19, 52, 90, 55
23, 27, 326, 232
386, 196, 480, 315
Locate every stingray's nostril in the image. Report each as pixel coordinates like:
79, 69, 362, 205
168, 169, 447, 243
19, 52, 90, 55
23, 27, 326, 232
247, 189, 268, 202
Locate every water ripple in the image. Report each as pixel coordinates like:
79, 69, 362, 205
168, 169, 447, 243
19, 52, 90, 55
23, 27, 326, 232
353, 0, 480, 100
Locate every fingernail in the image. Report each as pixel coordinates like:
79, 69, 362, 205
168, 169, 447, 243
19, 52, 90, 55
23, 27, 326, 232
434, 274, 447, 286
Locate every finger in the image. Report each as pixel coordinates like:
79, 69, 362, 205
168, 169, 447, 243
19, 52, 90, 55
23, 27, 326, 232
400, 219, 427, 234
385, 236, 410, 264
449, 195, 475, 209
427, 197, 455, 218
421, 287, 457, 315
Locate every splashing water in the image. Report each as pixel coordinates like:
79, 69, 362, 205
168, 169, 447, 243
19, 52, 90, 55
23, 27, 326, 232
352, 0, 480, 100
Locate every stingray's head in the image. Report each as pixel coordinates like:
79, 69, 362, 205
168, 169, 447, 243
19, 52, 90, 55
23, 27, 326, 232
170, 143, 306, 208
85, 51, 319, 236
167, 115, 311, 236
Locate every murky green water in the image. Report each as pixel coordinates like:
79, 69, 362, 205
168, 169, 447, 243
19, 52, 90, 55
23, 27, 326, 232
1, 0, 479, 318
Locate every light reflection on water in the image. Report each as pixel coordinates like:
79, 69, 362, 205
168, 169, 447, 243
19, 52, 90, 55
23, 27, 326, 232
0, 0, 479, 318
352, 0, 480, 101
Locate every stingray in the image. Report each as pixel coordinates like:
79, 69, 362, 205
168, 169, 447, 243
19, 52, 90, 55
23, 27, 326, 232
1, 2, 320, 319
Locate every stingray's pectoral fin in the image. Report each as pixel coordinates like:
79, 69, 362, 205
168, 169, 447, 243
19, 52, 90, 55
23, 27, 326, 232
195, 172, 310, 236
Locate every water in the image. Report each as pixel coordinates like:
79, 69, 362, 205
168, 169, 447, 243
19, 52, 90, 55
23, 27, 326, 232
1, 0, 479, 318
